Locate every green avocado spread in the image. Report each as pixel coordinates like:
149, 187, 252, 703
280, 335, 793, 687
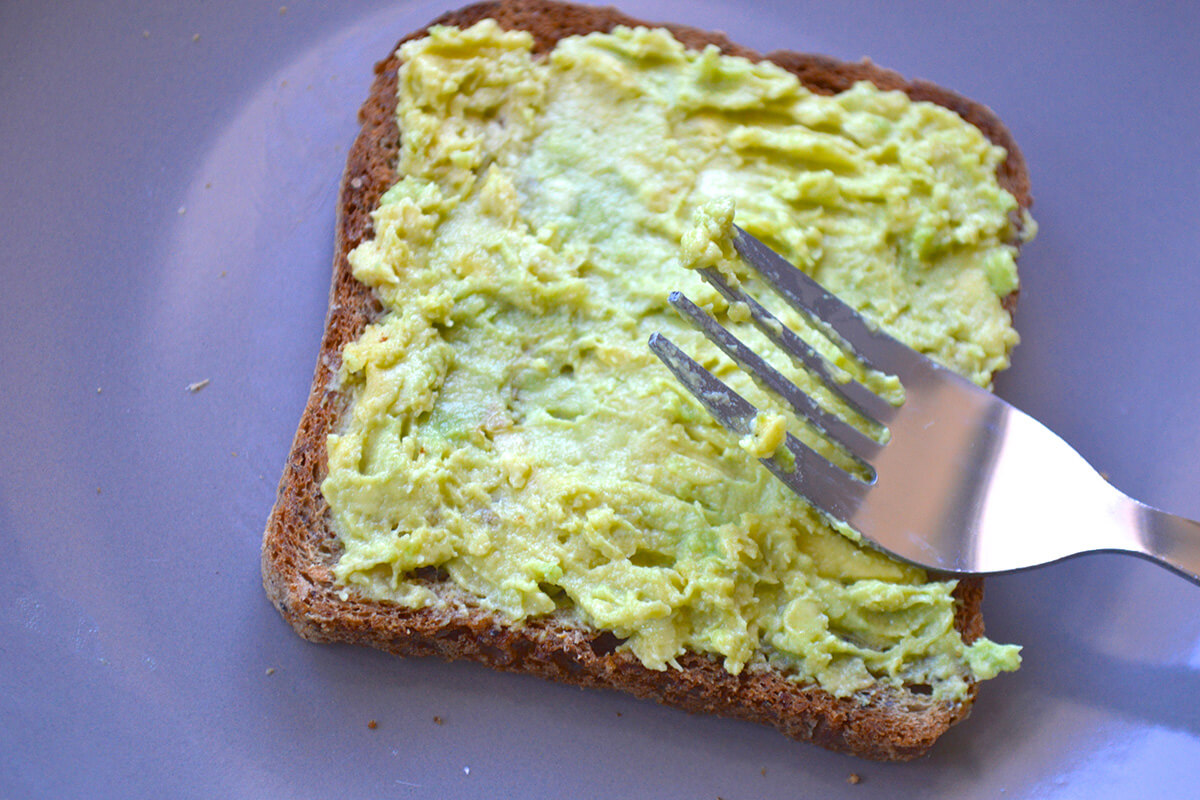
323, 21, 1027, 701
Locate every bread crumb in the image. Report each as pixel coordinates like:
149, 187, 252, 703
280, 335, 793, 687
177, 206, 186, 215
231, 451, 238, 457
367, 720, 378, 730
265, 667, 275, 675
463, 766, 470, 776
186, 379, 210, 393
142, 30, 150, 38
279, 5, 288, 14
761, 768, 767, 777
205, 182, 212, 189
96, 387, 102, 393
847, 773, 862, 785
433, 715, 444, 725
192, 33, 200, 42
219, 270, 227, 278
96, 487, 102, 495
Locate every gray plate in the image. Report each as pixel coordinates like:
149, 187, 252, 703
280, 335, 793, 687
3, 1, 1199, 797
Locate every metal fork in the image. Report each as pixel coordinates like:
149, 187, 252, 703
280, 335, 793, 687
649, 226, 1200, 584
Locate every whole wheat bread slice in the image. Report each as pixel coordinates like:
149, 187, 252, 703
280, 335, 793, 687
262, 0, 1032, 761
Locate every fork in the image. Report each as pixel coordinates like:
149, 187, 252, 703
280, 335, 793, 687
649, 226, 1200, 584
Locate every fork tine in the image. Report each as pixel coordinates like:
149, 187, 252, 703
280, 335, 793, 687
668, 291, 882, 464
648, 332, 756, 434
695, 266, 897, 425
652, 331, 868, 522
765, 434, 867, 526
731, 226, 923, 377
648, 332, 866, 522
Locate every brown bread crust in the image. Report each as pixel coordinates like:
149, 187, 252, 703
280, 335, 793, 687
262, 0, 1030, 761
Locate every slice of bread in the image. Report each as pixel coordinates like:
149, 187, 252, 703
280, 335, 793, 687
262, 0, 1031, 761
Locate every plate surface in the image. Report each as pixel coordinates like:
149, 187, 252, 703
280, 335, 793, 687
2, 1, 1199, 797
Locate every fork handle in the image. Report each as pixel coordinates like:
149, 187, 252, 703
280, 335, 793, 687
1136, 503, 1200, 585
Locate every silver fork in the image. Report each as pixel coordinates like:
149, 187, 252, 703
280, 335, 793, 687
649, 226, 1200, 584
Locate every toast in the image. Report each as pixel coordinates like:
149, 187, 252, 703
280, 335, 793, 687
262, 0, 1031, 761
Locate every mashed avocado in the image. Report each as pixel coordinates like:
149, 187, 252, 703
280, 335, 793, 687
323, 21, 1024, 700
740, 411, 789, 459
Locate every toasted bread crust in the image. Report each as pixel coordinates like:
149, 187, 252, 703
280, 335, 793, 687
262, 0, 1029, 761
